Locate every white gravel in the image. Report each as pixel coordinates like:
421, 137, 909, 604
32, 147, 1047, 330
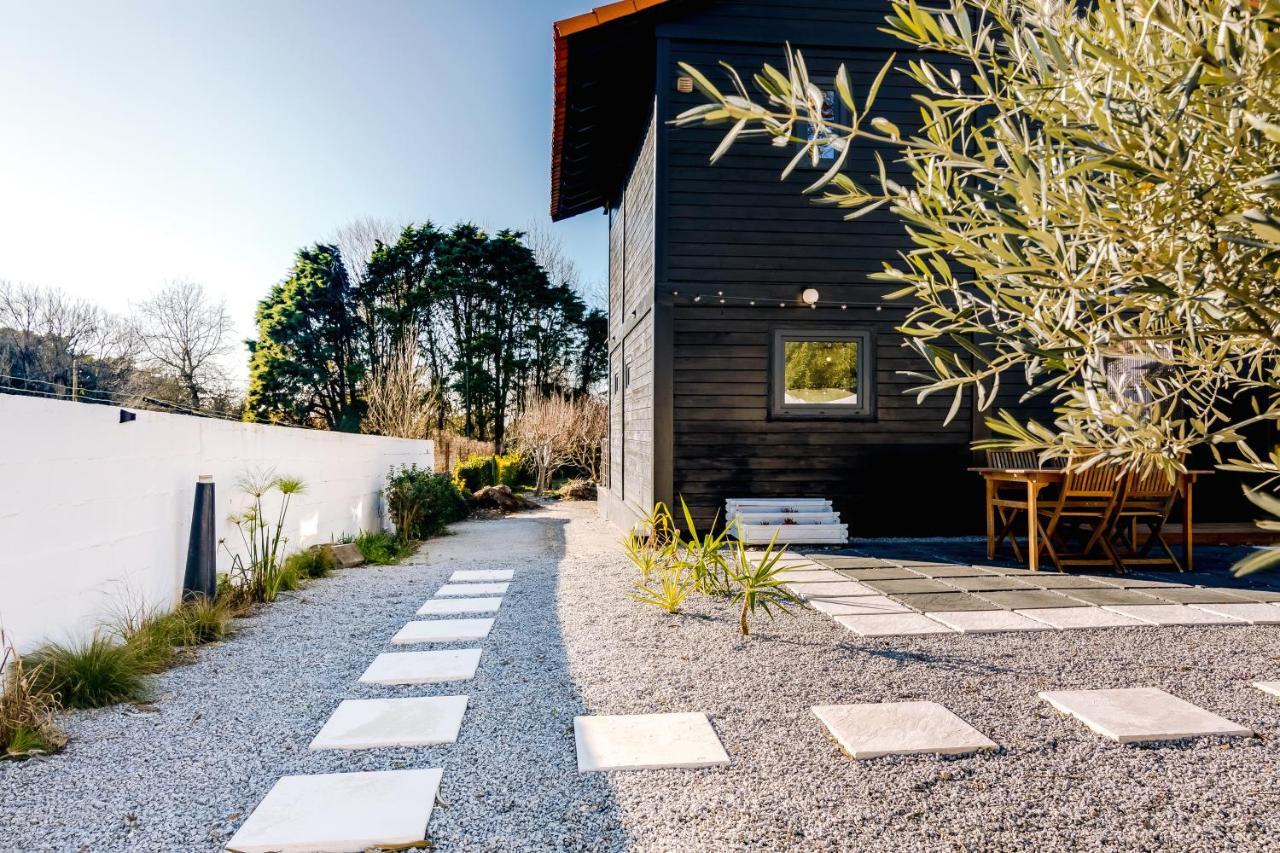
4, 502, 1280, 852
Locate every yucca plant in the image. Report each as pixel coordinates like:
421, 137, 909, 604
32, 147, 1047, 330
730, 533, 799, 637
630, 544, 694, 614
1, 630, 66, 759
678, 497, 736, 595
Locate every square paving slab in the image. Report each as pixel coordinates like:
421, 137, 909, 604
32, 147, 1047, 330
926, 610, 1053, 634
892, 592, 998, 613
1017, 607, 1145, 630
436, 582, 509, 596
777, 569, 849, 584
1102, 605, 1245, 626
417, 597, 503, 616
1095, 577, 1186, 589
1020, 574, 1115, 590
976, 566, 1036, 576
391, 618, 495, 644
862, 578, 957, 595
790, 581, 878, 599
907, 565, 992, 579
1039, 687, 1252, 743
225, 768, 442, 853
812, 701, 997, 759
840, 568, 922, 581
977, 590, 1087, 610
1223, 589, 1280, 603
943, 576, 1034, 593
1144, 587, 1252, 604
810, 596, 910, 617
813, 556, 894, 569
359, 650, 482, 685
574, 712, 729, 771
310, 696, 469, 750
1060, 588, 1165, 607
835, 612, 956, 637
1255, 682, 1280, 698
1190, 603, 1280, 625
449, 569, 514, 582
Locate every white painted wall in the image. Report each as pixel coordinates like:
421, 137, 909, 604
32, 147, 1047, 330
0, 394, 433, 652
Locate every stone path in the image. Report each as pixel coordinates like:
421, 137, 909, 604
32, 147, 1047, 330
774, 554, 1280, 637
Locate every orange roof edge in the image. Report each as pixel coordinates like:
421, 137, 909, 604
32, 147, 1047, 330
554, 0, 670, 38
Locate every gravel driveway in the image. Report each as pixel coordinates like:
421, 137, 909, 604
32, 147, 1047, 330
3, 501, 1279, 852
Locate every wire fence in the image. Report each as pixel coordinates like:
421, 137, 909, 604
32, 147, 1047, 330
0, 373, 245, 422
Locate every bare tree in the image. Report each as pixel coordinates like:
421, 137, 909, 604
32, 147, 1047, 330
131, 280, 232, 409
566, 394, 608, 483
510, 395, 576, 494
362, 337, 439, 440
332, 217, 403, 290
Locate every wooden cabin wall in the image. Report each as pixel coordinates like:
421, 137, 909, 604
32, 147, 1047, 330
655, 4, 990, 534
603, 106, 659, 528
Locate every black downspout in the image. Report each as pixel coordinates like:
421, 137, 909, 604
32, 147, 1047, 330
183, 475, 217, 600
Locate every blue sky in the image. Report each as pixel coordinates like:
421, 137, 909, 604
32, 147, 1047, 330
0, 0, 606, 368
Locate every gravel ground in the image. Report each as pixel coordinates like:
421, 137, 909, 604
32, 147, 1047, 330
4, 502, 1279, 852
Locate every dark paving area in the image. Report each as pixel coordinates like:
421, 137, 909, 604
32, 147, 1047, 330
805, 537, 1280, 614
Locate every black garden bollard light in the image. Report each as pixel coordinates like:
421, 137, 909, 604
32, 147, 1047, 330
183, 474, 217, 600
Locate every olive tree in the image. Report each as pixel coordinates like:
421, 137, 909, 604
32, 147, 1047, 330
676, 0, 1280, 478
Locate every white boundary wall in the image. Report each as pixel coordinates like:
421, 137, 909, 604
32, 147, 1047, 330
0, 394, 433, 651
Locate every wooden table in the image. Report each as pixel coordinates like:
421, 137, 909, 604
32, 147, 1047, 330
970, 467, 1207, 572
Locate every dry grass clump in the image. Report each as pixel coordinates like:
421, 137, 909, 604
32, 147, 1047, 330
1, 631, 66, 759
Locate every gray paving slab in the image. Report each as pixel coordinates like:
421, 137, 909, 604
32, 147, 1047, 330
838, 568, 921, 581
1039, 687, 1252, 743
812, 556, 895, 569
809, 596, 911, 617
1060, 588, 1168, 606
861, 578, 957, 595
789, 581, 879, 600
1094, 577, 1188, 589
1144, 587, 1254, 604
903, 565, 993, 579
1019, 574, 1117, 590
777, 569, 849, 584
942, 576, 1035, 593
976, 589, 1089, 609
1221, 588, 1280, 603
891, 592, 1000, 613
812, 701, 997, 759
977, 566, 1037, 576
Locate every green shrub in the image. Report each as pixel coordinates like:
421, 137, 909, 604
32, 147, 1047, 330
355, 530, 416, 565
285, 547, 334, 580
177, 595, 236, 644
495, 452, 525, 487
388, 464, 469, 542
1, 631, 65, 759
453, 453, 498, 492
25, 635, 150, 709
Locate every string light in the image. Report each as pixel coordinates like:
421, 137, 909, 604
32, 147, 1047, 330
680, 291, 891, 310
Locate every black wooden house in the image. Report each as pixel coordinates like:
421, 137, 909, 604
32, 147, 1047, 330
550, 0, 1253, 536
549, 0, 1031, 535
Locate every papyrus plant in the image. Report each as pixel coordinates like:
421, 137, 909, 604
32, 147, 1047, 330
674, 0, 1280, 484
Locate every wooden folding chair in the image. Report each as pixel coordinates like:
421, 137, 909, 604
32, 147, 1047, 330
1110, 467, 1184, 572
986, 450, 1040, 562
1035, 462, 1126, 573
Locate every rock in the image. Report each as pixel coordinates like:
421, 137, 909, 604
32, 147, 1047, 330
472, 484, 532, 512
557, 479, 597, 501
324, 543, 365, 569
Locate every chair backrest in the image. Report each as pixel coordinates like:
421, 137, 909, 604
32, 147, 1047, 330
1061, 461, 1124, 498
987, 450, 1039, 469
1126, 467, 1177, 499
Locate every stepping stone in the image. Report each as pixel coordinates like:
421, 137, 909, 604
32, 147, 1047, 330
809, 596, 910, 617
789, 581, 878, 599
892, 592, 997, 613
976, 590, 1087, 610
812, 701, 997, 759
835, 612, 956, 637
436, 582, 508, 596
391, 618, 495, 644
310, 696, 468, 750
1191, 603, 1280, 624
942, 576, 1034, 593
1017, 607, 1145, 630
1038, 687, 1252, 743
225, 768, 442, 853
1254, 682, 1280, 698
813, 556, 893, 569
574, 712, 729, 771
359, 650, 482, 685
1146, 587, 1252, 604
840, 568, 921, 581
1102, 605, 1245, 626
778, 569, 849, 584
861, 578, 956, 595
926, 610, 1052, 634
449, 569, 514, 582
1060, 587, 1165, 607
1019, 574, 1114, 589
907, 565, 991, 579
417, 597, 503, 616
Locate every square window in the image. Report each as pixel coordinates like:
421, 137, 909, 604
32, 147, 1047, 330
771, 329, 873, 418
